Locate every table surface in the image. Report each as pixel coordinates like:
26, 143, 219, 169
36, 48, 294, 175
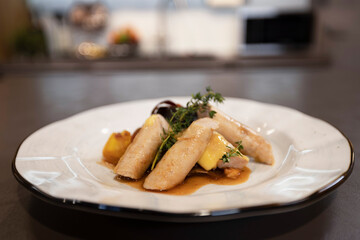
1, 4, 360, 240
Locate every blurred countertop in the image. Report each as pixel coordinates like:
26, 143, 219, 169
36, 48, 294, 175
0, 53, 328, 73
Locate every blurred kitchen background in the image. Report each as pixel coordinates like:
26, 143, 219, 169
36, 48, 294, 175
0, 0, 334, 69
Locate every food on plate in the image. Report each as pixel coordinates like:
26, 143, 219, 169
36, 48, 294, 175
198, 106, 274, 165
197, 131, 249, 171
102, 131, 131, 165
101, 87, 274, 194
114, 114, 169, 179
143, 118, 219, 191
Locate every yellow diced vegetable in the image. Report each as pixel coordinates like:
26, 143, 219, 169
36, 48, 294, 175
102, 131, 131, 165
144, 115, 157, 127
198, 132, 231, 171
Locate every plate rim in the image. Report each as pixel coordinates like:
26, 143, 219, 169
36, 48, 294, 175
12, 99, 355, 222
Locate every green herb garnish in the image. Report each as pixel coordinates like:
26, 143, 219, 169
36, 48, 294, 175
220, 141, 244, 163
151, 87, 224, 170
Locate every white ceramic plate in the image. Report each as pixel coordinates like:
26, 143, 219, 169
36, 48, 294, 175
13, 97, 354, 222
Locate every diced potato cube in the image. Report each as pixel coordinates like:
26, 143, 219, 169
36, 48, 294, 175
198, 132, 231, 171
144, 114, 157, 127
102, 131, 131, 165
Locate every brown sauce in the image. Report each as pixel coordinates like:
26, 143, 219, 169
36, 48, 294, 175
114, 167, 251, 195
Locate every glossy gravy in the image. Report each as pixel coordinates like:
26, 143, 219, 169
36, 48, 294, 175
114, 167, 251, 195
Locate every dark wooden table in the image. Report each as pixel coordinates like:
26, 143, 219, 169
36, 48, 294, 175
0, 65, 359, 239
1, 3, 360, 239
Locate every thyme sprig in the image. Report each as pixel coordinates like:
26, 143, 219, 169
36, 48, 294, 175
150, 87, 224, 170
220, 141, 244, 163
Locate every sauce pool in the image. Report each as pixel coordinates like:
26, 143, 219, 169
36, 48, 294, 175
114, 167, 251, 195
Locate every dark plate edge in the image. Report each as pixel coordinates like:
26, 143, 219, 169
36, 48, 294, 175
12, 127, 355, 223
